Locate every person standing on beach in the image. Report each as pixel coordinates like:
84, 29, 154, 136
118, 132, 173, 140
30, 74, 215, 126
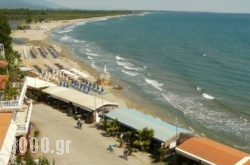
123, 149, 128, 160
77, 118, 82, 129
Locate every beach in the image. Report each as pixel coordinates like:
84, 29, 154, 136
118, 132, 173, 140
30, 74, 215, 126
11, 16, 161, 164
11, 15, 169, 122
11, 17, 131, 108
11, 13, 250, 163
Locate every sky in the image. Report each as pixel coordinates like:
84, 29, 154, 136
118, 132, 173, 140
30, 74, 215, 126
48, 0, 250, 13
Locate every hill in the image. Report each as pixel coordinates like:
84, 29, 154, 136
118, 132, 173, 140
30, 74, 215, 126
0, 0, 62, 9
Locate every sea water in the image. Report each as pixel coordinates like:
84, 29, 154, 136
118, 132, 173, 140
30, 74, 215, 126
51, 12, 250, 152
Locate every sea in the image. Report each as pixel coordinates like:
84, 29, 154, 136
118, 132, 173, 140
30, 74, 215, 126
50, 12, 250, 153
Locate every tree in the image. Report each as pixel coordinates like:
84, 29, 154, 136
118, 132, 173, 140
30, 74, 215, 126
11, 154, 53, 165
0, 12, 12, 54
26, 17, 32, 24
106, 119, 120, 136
0, 12, 22, 99
133, 127, 154, 152
39, 156, 51, 165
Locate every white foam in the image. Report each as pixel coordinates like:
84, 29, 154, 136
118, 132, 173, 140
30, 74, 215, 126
196, 86, 202, 91
87, 56, 93, 60
124, 65, 142, 71
86, 52, 99, 56
60, 35, 84, 44
91, 62, 97, 69
161, 91, 210, 121
202, 93, 215, 100
116, 61, 132, 66
91, 17, 108, 22
144, 78, 163, 91
86, 48, 91, 52
75, 21, 86, 26
60, 35, 72, 41
121, 70, 139, 77
162, 91, 250, 148
116, 61, 141, 71
115, 55, 125, 61
57, 29, 72, 34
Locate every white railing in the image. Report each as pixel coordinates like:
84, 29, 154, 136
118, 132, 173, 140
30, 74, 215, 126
0, 78, 27, 110
16, 101, 33, 136
17, 124, 26, 131
25, 100, 33, 123
0, 100, 19, 108
18, 79, 27, 106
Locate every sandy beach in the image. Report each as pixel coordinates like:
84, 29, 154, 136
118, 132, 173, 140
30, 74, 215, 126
11, 17, 162, 164
11, 17, 131, 108
11, 16, 170, 121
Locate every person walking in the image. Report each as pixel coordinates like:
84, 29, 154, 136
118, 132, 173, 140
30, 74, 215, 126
123, 149, 128, 160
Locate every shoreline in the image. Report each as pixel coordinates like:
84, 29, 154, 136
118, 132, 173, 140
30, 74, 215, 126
11, 14, 179, 126
10, 15, 169, 164
10, 12, 250, 158
11, 16, 134, 109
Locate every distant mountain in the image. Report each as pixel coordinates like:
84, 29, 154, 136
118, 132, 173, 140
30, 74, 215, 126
0, 0, 64, 9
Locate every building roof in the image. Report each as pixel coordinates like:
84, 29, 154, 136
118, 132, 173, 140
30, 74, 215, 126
0, 112, 17, 165
0, 113, 12, 148
0, 60, 8, 68
176, 137, 250, 165
0, 75, 9, 90
42, 86, 118, 112
105, 108, 192, 142
26, 76, 56, 88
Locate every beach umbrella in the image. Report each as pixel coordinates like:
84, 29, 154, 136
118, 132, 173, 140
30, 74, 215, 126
101, 87, 104, 94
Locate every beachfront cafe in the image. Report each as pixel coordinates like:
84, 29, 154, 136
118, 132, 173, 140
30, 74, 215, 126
104, 108, 192, 152
40, 86, 118, 123
26, 76, 118, 123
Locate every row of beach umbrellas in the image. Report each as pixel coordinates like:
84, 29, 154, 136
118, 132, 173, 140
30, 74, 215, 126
59, 79, 105, 95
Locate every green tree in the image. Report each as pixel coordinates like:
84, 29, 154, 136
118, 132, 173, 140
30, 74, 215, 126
39, 156, 51, 165
12, 155, 24, 165
26, 17, 32, 24
0, 12, 12, 55
106, 119, 120, 136
0, 12, 23, 99
133, 127, 154, 152
24, 151, 35, 165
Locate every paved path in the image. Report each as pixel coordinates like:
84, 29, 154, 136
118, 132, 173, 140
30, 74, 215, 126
31, 104, 155, 165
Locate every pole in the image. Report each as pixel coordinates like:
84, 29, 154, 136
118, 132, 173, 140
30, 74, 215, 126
94, 93, 96, 122
175, 117, 178, 136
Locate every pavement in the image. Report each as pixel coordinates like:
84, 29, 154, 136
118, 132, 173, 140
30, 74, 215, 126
30, 103, 155, 165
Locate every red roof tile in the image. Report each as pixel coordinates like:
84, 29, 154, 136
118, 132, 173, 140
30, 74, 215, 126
0, 113, 12, 149
176, 137, 250, 165
0, 60, 8, 68
0, 75, 9, 90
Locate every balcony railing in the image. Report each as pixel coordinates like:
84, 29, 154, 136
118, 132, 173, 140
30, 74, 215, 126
0, 78, 27, 110
16, 101, 33, 136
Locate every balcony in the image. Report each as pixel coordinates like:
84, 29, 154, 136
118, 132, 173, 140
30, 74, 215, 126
0, 77, 27, 110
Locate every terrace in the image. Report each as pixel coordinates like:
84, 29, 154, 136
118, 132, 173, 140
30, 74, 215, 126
0, 77, 33, 136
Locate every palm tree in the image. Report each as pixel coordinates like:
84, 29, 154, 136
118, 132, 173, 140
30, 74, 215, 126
133, 127, 154, 152
106, 119, 120, 136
